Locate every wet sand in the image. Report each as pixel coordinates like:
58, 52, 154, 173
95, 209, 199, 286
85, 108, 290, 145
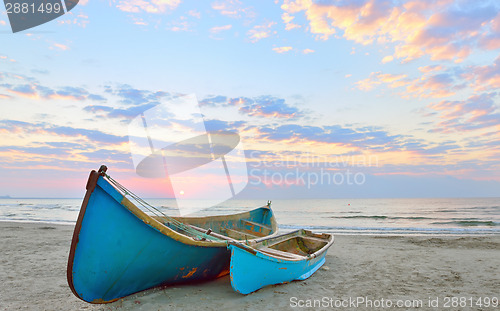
0, 221, 498, 310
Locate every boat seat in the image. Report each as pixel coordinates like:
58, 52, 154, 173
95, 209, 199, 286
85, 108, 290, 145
259, 247, 305, 260
298, 237, 329, 243
240, 219, 272, 235
221, 227, 259, 240
240, 219, 272, 231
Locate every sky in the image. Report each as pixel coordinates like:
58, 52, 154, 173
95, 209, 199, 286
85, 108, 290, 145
0, 0, 499, 199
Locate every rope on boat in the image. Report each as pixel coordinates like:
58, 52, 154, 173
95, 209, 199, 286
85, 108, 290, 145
104, 173, 225, 242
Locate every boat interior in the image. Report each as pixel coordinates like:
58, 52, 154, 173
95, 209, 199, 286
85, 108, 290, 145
152, 208, 274, 241
256, 232, 331, 260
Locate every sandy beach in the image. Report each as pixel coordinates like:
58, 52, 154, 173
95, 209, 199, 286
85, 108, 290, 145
0, 221, 498, 311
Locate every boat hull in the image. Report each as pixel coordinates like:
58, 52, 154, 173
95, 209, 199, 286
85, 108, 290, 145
67, 169, 276, 303
228, 230, 333, 294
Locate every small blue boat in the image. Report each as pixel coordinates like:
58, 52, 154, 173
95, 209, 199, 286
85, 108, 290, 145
67, 166, 277, 303
228, 229, 333, 294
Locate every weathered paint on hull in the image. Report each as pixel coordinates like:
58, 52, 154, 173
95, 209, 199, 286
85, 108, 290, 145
67, 169, 276, 303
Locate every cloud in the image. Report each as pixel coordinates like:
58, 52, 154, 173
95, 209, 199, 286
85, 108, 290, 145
82, 86, 180, 121
247, 21, 276, 42
9, 84, 37, 97
0, 74, 106, 101
57, 12, 90, 28
209, 24, 233, 39
381, 55, 393, 63
281, 0, 500, 63
167, 18, 194, 32
110, 84, 170, 106
302, 48, 314, 54
462, 55, 500, 92
355, 70, 462, 98
203, 119, 246, 132
239, 96, 304, 118
209, 24, 232, 33
188, 10, 201, 18
211, 0, 254, 19
272, 46, 293, 53
116, 0, 181, 13
355, 72, 408, 91
254, 123, 406, 152
49, 125, 127, 145
51, 43, 70, 51
282, 12, 301, 30
404, 72, 459, 98
199, 95, 228, 107
427, 93, 500, 133
0, 119, 128, 145
84, 102, 161, 120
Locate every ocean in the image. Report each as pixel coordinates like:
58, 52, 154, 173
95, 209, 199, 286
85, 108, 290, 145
0, 197, 499, 235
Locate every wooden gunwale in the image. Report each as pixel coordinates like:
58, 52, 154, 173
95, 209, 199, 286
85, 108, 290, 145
230, 230, 334, 262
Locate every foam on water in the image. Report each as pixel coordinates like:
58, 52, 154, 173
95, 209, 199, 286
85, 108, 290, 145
0, 197, 499, 235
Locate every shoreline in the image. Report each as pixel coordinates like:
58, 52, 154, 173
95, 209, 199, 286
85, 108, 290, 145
1, 221, 499, 310
1, 219, 498, 237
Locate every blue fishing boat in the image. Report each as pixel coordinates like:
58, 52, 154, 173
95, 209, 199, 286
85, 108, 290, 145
67, 165, 277, 303
228, 229, 333, 294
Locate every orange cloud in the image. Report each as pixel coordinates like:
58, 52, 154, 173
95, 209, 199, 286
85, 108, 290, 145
282, 12, 301, 30
281, 0, 498, 63
273, 46, 292, 53
247, 22, 276, 42
418, 65, 445, 73
381, 55, 393, 63
7, 88, 39, 99
355, 72, 407, 91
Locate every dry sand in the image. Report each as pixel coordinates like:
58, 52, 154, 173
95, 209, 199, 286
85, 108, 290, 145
0, 221, 498, 311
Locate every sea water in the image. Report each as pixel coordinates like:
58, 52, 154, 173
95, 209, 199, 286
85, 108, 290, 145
0, 197, 499, 235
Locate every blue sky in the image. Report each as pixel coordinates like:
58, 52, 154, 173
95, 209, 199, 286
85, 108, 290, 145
0, 0, 499, 198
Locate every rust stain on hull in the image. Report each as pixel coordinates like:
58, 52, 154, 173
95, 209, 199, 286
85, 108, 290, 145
182, 267, 197, 278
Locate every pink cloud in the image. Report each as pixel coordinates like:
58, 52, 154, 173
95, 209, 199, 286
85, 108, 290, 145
355, 69, 463, 99
209, 24, 232, 34
52, 43, 70, 51
462, 56, 500, 92
188, 10, 201, 19
281, 0, 499, 63
211, 0, 254, 19
427, 93, 500, 133
117, 0, 181, 14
